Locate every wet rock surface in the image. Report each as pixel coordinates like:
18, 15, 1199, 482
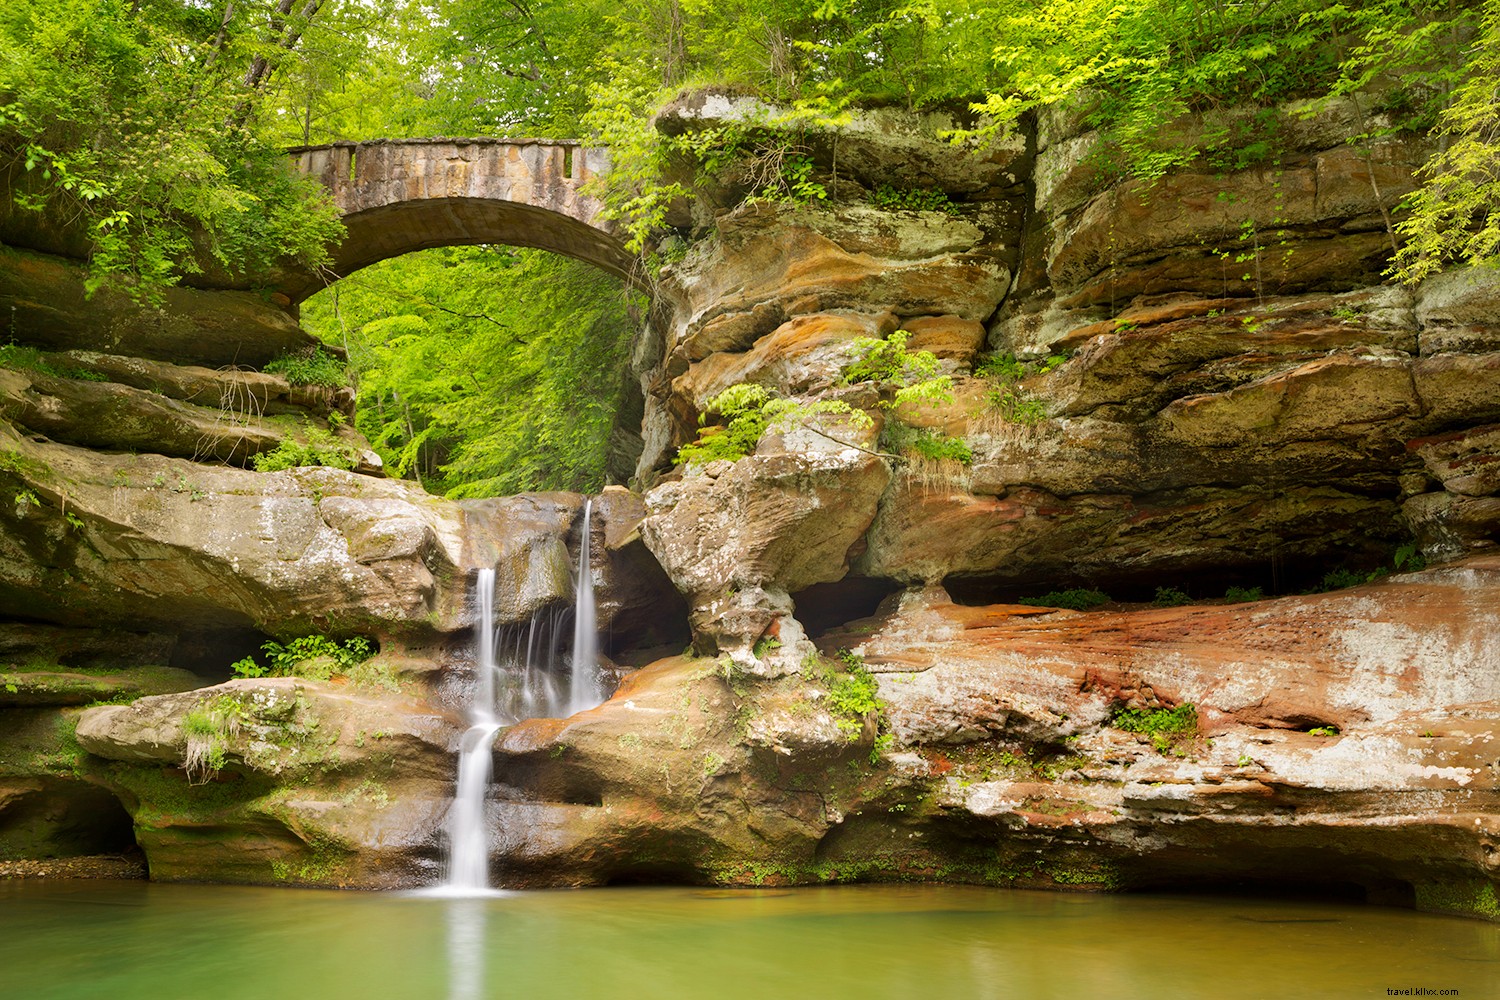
481, 559, 1500, 920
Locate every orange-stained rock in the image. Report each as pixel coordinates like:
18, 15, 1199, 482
672, 311, 895, 411
901, 315, 987, 364
461, 560, 1500, 919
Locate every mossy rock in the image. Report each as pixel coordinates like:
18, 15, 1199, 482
0, 665, 202, 707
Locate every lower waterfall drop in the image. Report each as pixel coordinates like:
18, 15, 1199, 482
441, 567, 502, 894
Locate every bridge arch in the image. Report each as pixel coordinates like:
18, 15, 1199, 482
284, 139, 637, 303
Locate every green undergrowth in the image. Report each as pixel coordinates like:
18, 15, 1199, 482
1308, 542, 1427, 593
181, 693, 251, 783
868, 184, 958, 215
879, 421, 971, 465
1150, 586, 1191, 607
806, 650, 893, 764
974, 352, 1067, 428
263, 347, 348, 389
251, 428, 358, 473
176, 683, 344, 785
675, 331, 956, 467
1113, 703, 1198, 756
0, 342, 107, 381
231, 635, 396, 689
1017, 588, 1111, 611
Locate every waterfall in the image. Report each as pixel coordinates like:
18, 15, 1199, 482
437, 497, 605, 892
472, 568, 497, 725
444, 722, 500, 891
569, 498, 603, 715
439, 568, 502, 893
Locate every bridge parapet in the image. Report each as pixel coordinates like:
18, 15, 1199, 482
284, 138, 634, 300
290, 139, 611, 222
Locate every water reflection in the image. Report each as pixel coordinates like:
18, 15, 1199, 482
445, 898, 488, 1000
2, 883, 1497, 1000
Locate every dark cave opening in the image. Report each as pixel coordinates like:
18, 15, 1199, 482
791, 577, 903, 639
940, 550, 1404, 609
168, 627, 277, 682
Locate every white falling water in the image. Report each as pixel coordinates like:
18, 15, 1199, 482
472, 568, 497, 726
444, 721, 501, 891
437, 501, 606, 893
569, 498, 603, 715
439, 568, 502, 894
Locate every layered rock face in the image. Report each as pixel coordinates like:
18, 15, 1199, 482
481, 558, 1500, 920
2, 89, 1498, 915
581, 94, 1499, 917
630, 93, 1500, 656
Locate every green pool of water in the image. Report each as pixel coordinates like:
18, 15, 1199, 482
1, 881, 1496, 999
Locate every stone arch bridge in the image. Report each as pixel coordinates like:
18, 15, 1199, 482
285, 138, 634, 302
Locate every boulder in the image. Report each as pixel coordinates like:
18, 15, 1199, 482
74, 677, 456, 887
640, 449, 890, 663
0, 423, 474, 638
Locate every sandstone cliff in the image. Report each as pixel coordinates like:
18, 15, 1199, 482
2, 91, 1498, 917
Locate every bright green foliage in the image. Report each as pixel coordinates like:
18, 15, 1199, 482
822, 650, 889, 750
677, 384, 784, 465
971, 2, 1475, 183
986, 386, 1049, 425
1113, 703, 1197, 736
879, 421, 971, 465
1151, 586, 1191, 608
841, 331, 948, 400
1223, 585, 1263, 603
1017, 588, 1111, 611
1315, 567, 1377, 592
1393, 541, 1427, 572
869, 184, 957, 215
1393, 0, 1500, 282
182, 693, 244, 783
976, 353, 1068, 383
0, 0, 345, 303
250, 431, 357, 473
977, 352, 1064, 426
1308, 725, 1340, 737
231, 635, 374, 681
263, 348, 348, 389
675, 382, 873, 466
301, 247, 639, 496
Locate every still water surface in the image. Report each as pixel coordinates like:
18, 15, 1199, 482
1, 881, 1496, 999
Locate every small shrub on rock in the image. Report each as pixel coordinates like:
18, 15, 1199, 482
1017, 588, 1111, 611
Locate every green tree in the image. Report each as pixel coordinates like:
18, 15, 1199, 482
0, 0, 345, 301
301, 246, 642, 496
